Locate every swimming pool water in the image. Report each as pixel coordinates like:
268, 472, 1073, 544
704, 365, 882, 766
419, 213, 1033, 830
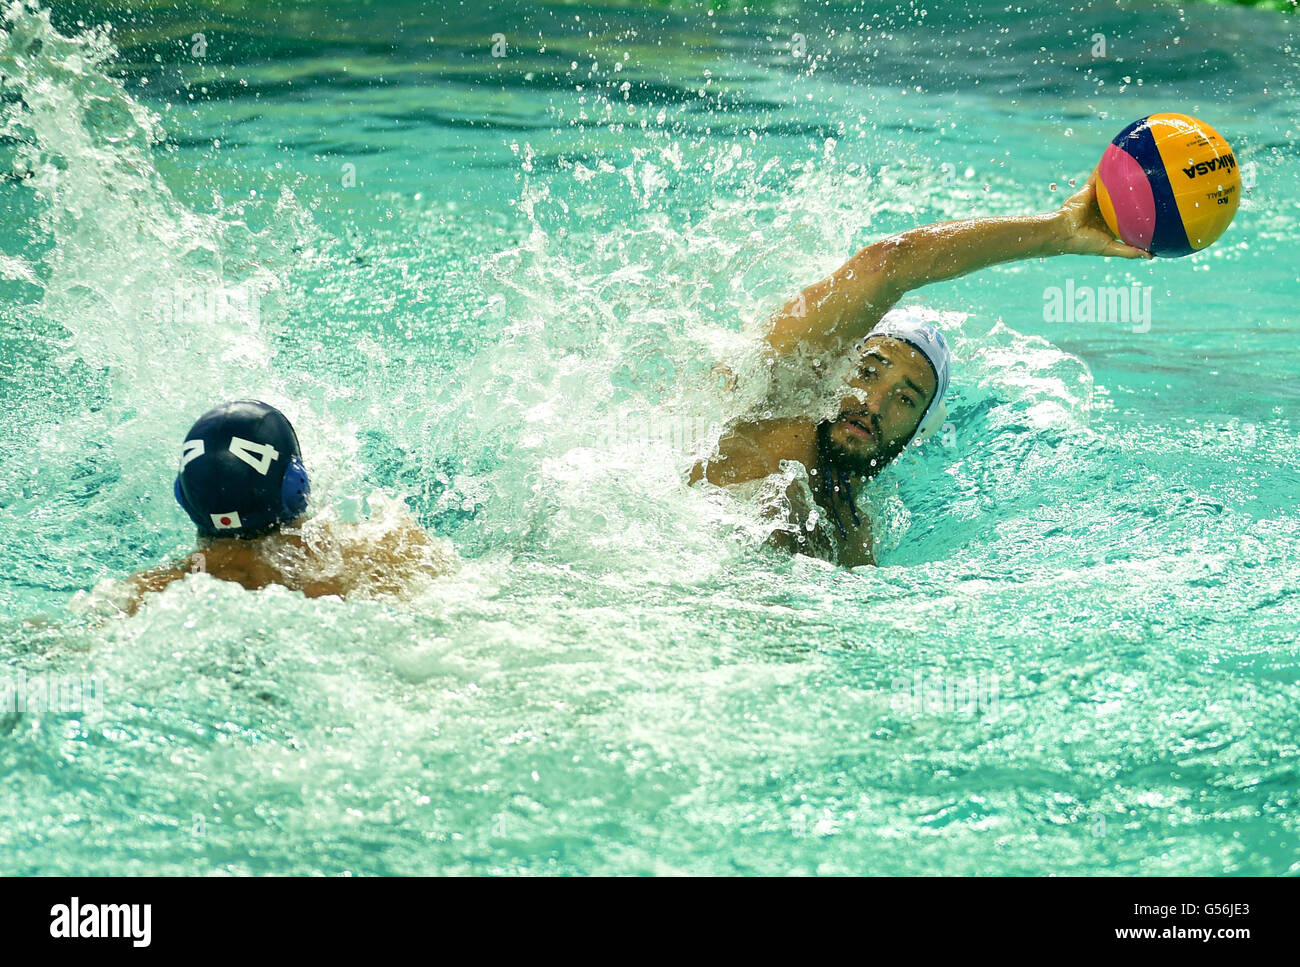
1, 0, 1298, 874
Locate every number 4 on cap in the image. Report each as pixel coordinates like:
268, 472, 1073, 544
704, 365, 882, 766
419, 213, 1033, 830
228, 436, 280, 475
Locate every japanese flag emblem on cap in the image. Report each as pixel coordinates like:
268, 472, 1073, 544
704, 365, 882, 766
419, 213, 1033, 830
209, 511, 243, 530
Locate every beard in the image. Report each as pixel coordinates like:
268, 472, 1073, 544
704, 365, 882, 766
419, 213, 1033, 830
815, 418, 910, 480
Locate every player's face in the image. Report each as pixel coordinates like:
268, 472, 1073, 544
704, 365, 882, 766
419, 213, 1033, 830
822, 336, 937, 476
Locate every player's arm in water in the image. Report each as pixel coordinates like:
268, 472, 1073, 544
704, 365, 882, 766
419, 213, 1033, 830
295, 516, 450, 598
764, 172, 1151, 359
124, 516, 445, 614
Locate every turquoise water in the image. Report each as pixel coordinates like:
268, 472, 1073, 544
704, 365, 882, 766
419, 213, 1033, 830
1, 0, 1298, 874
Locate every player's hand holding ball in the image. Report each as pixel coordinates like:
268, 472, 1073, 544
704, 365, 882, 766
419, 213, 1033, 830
1053, 112, 1240, 261
1055, 172, 1154, 260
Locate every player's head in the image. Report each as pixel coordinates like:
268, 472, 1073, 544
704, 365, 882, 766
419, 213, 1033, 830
820, 316, 950, 477
173, 400, 310, 539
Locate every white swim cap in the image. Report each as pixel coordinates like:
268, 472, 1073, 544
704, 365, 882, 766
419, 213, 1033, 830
864, 315, 951, 445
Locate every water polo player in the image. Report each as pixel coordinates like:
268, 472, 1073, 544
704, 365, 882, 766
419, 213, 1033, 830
127, 400, 453, 610
690, 171, 1151, 567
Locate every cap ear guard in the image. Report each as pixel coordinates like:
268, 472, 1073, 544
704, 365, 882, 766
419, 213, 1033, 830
280, 455, 310, 521
910, 399, 947, 447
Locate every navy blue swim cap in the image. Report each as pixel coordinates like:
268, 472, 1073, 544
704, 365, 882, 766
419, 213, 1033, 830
173, 400, 310, 538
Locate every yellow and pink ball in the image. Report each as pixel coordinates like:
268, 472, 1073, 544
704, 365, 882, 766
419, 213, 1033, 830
1096, 112, 1241, 258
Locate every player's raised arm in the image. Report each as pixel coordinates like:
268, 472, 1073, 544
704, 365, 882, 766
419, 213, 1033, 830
764, 172, 1150, 361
